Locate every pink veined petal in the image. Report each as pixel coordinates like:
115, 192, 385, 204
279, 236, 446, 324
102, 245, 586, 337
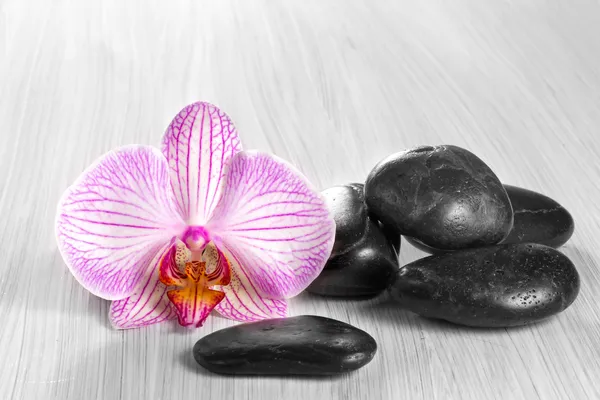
207, 151, 336, 298
110, 244, 177, 329
214, 246, 288, 322
56, 145, 186, 300
162, 102, 242, 226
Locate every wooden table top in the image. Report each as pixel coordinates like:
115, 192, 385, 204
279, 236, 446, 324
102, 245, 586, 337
2, 1, 599, 399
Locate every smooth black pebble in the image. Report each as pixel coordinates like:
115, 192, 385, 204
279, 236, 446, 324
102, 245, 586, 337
322, 183, 369, 258
307, 219, 399, 297
378, 220, 401, 254
406, 184, 575, 254
390, 243, 580, 327
501, 185, 574, 247
193, 315, 377, 376
313, 184, 399, 297
365, 145, 514, 250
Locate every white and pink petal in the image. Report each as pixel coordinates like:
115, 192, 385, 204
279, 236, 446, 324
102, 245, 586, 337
56, 145, 186, 300
207, 151, 336, 299
214, 247, 287, 322
109, 244, 177, 329
162, 102, 242, 226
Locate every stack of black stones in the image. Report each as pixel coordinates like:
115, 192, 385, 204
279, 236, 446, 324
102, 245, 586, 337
194, 145, 579, 376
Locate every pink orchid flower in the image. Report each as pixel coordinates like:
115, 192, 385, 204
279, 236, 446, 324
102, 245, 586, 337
56, 102, 335, 329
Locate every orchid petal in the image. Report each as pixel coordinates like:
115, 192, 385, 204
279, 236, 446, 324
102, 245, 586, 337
109, 244, 177, 329
162, 102, 242, 226
56, 146, 186, 300
207, 151, 336, 298
214, 247, 288, 322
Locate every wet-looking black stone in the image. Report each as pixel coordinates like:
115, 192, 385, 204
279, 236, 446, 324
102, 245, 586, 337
405, 184, 575, 254
193, 315, 378, 375
307, 219, 399, 297
312, 183, 399, 297
389, 243, 580, 327
501, 185, 574, 248
365, 145, 514, 250
321, 183, 369, 258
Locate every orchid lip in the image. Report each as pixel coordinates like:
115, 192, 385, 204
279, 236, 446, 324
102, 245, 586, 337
159, 240, 231, 327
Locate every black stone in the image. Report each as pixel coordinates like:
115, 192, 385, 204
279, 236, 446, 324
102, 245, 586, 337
390, 243, 580, 327
307, 219, 399, 297
312, 183, 399, 297
377, 219, 401, 254
193, 315, 377, 375
321, 183, 368, 258
405, 184, 575, 254
501, 185, 574, 248
365, 145, 514, 250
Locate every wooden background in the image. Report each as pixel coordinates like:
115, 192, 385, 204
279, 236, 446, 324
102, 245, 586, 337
1, 1, 599, 399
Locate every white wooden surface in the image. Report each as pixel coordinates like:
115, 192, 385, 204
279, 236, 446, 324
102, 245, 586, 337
2, 1, 600, 399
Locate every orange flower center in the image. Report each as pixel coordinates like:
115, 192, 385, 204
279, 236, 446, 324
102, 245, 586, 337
158, 241, 230, 327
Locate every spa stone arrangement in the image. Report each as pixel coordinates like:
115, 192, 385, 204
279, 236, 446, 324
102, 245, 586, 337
194, 144, 579, 376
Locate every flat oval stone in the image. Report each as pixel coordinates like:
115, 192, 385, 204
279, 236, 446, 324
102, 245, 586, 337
365, 145, 514, 250
307, 219, 399, 297
501, 185, 574, 248
193, 315, 377, 375
390, 243, 580, 327
322, 183, 368, 258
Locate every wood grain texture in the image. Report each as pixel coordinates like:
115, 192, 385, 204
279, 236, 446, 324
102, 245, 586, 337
1, 1, 600, 399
